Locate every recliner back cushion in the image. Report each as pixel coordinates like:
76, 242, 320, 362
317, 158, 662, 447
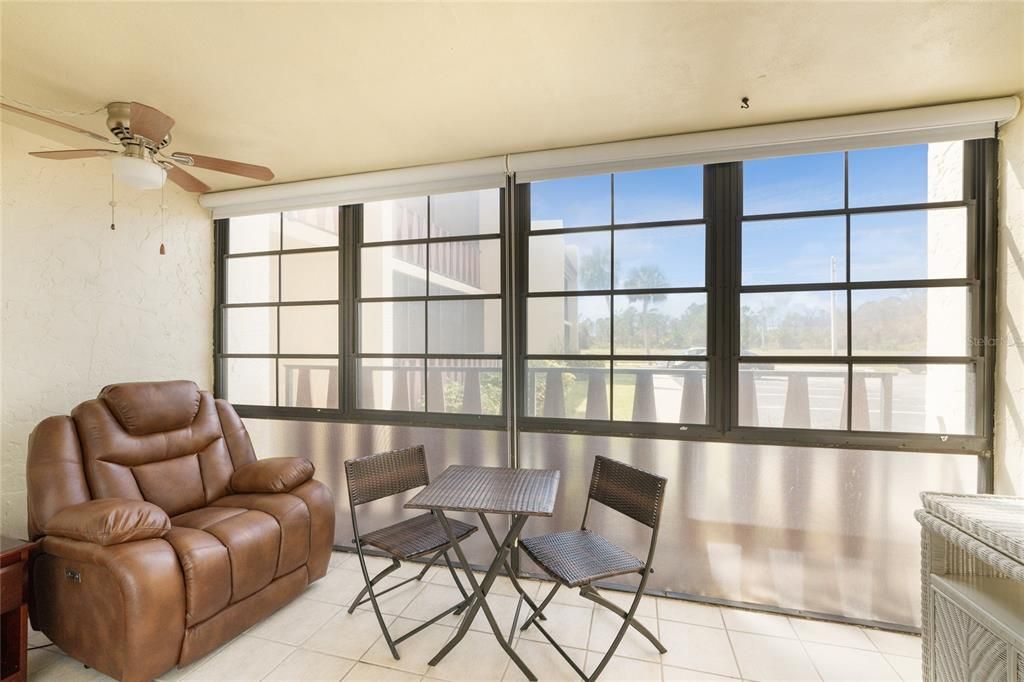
71, 382, 243, 516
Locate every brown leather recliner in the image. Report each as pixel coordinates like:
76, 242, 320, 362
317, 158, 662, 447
25, 380, 336, 682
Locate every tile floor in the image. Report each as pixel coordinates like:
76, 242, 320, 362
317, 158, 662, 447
27, 551, 922, 682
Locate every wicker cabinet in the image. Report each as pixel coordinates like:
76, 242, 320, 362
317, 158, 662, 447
917, 493, 1024, 682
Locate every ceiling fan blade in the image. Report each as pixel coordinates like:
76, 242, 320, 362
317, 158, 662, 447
130, 101, 175, 142
171, 152, 274, 181
29, 149, 120, 160
1, 103, 114, 144
165, 163, 211, 193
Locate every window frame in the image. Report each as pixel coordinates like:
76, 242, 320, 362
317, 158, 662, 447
213, 139, 997, 454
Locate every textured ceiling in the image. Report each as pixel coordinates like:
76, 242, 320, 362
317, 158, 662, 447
2, 1, 1022, 192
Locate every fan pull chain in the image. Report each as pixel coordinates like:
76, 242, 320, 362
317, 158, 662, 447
109, 175, 117, 230
159, 183, 167, 255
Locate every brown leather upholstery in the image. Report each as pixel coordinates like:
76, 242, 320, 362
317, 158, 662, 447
44, 499, 171, 546
26, 380, 336, 682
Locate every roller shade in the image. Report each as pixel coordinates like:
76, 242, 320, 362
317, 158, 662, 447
200, 96, 1018, 216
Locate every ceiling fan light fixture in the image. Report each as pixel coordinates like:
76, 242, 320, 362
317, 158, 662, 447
111, 154, 167, 190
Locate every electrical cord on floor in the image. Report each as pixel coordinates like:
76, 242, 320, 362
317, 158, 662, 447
27, 643, 55, 651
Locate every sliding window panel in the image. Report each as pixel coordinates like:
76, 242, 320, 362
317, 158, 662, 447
740, 291, 848, 357
852, 363, 976, 435
226, 255, 279, 304
225, 358, 276, 406
360, 244, 426, 298
280, 251, 339, 302
612, 360, 707, 424
279, 305, 339, 355
528, 231, 611, 292
524, 360, 610, 419
738, 363, 848, 430
848, 141, 963, 207
426, 359, 502, 415
743, 152, 845, 215
278, 359, 339, 409
613, 165, 703, 224
428, 239, 501, 295
359, 301, 425, 354
614, 225, 705, 289
228, 213, 280, 254
429, 189, 501, 238
530, 174, 611, 230
362, 196, 429, 242
356, 358, 425, 411
526, 295, 610, 355
224, 307, 277, 354
427, 299, 501, 355
282, 207, 339, 249
851, 287, 969, 356
850, 208, 968, 282
612, 293, 707, 355
742, 216, 847, 286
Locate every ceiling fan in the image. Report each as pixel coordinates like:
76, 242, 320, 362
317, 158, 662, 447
1, 100, 274, 193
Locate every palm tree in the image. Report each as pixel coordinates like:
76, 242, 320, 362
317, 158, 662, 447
623, 265, 668, 353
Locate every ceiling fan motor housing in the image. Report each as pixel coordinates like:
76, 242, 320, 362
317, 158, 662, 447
106, 101, 170, 148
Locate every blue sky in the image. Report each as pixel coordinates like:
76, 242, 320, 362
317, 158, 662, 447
529, 143, 966, 291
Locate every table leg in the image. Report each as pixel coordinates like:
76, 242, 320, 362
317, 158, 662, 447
430, 512, 537, 682
476, 513, 547, 623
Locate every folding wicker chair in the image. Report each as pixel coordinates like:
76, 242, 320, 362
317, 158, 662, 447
519, 456, 668, 680
344, 445, 477, 660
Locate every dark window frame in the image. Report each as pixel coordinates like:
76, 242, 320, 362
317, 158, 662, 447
213, 139, 997, 455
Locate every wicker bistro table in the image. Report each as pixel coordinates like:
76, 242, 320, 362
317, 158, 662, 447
406, 465, 560, 681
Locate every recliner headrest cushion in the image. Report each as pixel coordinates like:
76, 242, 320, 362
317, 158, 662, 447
99, 380, 202, 436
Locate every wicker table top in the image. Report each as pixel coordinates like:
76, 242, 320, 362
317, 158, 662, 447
921, 492, 1024, 564
406, 465, 560, 517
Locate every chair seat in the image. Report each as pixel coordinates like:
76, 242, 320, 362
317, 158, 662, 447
359, 513, 477, 560
521, 529, 644, 588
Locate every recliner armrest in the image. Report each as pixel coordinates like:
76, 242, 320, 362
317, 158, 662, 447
230, 457, 315, 494
43, 498, 170, 546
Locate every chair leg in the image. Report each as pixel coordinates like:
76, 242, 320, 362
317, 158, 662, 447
352, 548, 401, 660
416, 548, 446, 580
442, 550, 472, 614
520, 582, 561, 631
580, 585, 665, 653
585, 584, 654, 681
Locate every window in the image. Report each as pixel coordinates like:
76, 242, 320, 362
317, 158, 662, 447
738, 141, 979, 436
522, 166, 710, 426
220, 208, 340, 409
354, 189, 504, 416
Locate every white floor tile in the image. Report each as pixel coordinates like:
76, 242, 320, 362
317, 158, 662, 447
658, 620, 740, 678
803, 641, 901, 681
330, 552, 354, 569
722, 608, 797, 639
863, 630, 921, 658
520, 602, 594, 651
788, 618, 876, 650
585, 652, 661, 681
662, 664, 740, 680
303, 609, 394, 660
466, 592, 531, 637
355, 575, 426, 617
728, 631, 820, 682
502, 639, 587, 682
26, 649, 68, 677
398, 584, 466, 624
587, 608, 662, 662
590, 587, 658, 618
361, 617, 455, 675
184, 635, 293, 681
343, 662, 421, 681
424, 629, 512, 681
303, 568, 367, 606
27, 653, 113, 681
249, 597, 341, 646
884, 654, 922, 682
263, 649, 356, 681
658, 599, 725, 628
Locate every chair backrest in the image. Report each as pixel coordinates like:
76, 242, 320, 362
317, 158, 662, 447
345, 445, 430, 507
587, 456, 667, 529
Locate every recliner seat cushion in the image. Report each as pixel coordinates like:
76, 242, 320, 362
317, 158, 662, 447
212, 494, 310, 577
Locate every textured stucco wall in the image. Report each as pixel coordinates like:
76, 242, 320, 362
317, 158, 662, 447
0, 123, 214, 537
995, 105, 1024, 495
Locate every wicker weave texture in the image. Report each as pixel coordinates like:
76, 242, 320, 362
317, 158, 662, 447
521, 529, 644, 588
406, 465, 559, 516
589, 456, 667, 529
967, 620, 1008, 682
915, 511, 1024, 582
345, 445, 430, 506
922, 493, 1024, 563
933, 590, 968, 682
359, 512, 477, 560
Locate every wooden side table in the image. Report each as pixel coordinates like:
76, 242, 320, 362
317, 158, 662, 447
1, 537, 38, 682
